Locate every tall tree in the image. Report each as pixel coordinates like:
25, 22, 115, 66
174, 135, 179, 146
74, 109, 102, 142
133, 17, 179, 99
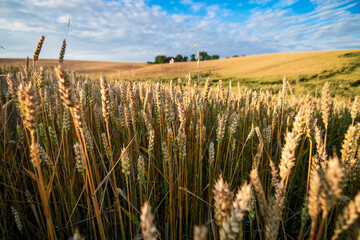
175, 54, 183, 62
154, 55, 166, 64
199, 51, 211, 61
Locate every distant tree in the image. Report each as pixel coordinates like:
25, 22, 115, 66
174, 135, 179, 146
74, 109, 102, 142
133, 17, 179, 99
232, 55, 239, 58
155, 55, 167, 64
164, 56, 174, 63
199, 51, 211, 61
153, 53, 219, 63
175, 54, 183, 62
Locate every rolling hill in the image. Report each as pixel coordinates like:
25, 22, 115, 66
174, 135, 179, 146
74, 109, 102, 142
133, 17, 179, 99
1, 49, 359, 96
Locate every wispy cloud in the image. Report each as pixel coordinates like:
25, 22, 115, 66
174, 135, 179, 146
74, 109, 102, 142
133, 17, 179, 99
0, 0, 359, 61
248, 0, 275, 5
180, 0, 206, 12
244, 0, 360, 52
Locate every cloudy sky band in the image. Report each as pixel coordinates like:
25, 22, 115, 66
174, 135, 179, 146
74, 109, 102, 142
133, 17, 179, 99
0, 0, 359, 62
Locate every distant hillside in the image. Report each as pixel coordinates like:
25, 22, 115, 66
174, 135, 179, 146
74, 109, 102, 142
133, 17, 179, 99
0, 59, 147, 74
1, 49, 360, 96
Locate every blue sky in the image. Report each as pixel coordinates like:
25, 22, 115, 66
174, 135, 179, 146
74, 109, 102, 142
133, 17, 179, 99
0, 0, 359, 62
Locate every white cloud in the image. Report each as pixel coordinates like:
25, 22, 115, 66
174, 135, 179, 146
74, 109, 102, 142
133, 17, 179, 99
180, 0, 206, 12
242, 0, 360, 53
248, 0, 275, 5
0, 0, 359, 61
276, 0, 299, 7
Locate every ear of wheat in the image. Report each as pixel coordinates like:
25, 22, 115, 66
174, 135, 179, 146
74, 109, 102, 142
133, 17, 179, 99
141, 202, 158, 240
59, 39, 66, 64
33, 35, 45, 65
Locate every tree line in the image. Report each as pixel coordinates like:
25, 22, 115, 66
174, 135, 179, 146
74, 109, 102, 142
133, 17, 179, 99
148, 51, 220, 64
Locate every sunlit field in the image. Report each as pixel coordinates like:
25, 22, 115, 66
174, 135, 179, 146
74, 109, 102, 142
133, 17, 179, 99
2, 48, 360, 97
1, 37, 360, 240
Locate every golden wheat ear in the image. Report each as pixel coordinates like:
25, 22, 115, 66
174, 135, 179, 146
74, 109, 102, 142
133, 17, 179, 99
59, 39, 66, 64
332, 192, 360, 240
194, 226, 207, 240
140, 202, 158, 240
100, 75, 110, 119
33, 35, 45, 65
213, 174, 234, 226
17, 82, 40, 132
55, 65, 74, 109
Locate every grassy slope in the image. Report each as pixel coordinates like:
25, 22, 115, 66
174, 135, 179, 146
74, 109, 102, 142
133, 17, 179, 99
1, 49, 360, 96
119, 49, 360, 97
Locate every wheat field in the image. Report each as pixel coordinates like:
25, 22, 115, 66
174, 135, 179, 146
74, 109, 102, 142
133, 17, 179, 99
2, 48, 360, 97
1, 37, 360, 240
0, 58, 147, 74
